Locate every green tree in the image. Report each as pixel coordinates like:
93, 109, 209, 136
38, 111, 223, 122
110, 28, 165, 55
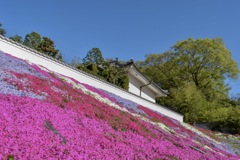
225, 108, 240, 134
82, 48, 104, 66
139, 38, 239, 122
80, 49, 129, 90
0, 23, 6, 36
99, 60, 129, 90
163, 82, 210, 123
81, 48, 104, 77
23, 32, 62, 60
10, 35, 23, 43
79, 48, 105, 79
38, 37, 59, 58
23, 32, 42, 50
231, 93, 240, 106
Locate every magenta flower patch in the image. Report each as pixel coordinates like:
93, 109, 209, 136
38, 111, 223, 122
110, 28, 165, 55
0, 51, 239, 159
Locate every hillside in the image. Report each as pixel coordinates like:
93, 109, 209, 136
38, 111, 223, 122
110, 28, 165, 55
0, 50, 240, 160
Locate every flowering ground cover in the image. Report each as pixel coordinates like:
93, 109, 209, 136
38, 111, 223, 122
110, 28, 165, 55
0, 51, 240, 160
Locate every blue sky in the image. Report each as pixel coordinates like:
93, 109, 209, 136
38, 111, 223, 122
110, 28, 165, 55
0, 0, 239, 96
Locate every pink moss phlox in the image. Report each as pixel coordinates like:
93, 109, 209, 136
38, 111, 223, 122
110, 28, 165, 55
1, 51, 239, 159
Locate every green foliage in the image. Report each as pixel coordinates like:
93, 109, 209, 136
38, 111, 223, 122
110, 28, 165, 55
225, 108, 240, 134
38, 37, 59, 58
99, 60, 129, 90
23, 32, 42, 50
7, 155, 14, 160
82, 48, 104, 66
208, 107, 240, 134
118, 75, 129, 90
207, 107, 230, 123
75, 49, 129, 90
0, 23, 61, 60
139, 38, 239, 124
159, 82, 209, 123
23, 32, 62, 61
0, 23, 62, 61
230, 94, 240, 107
174, 38, 238, 100
0, 23, 6, 36
10, 35, 23, 43
77, 63, 105, 79
141, 38, 238, 99
81, 48, 104, 78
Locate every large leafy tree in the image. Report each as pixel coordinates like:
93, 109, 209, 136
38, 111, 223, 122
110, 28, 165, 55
0, 23, 6, 36
139, 38, 239, 123
141, 38, 238, 99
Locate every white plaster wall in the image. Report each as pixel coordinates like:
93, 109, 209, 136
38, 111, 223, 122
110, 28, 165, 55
0, 37, 183, 122
141, 87, 156, 103
128, 74, 141, 96
128, 74, 156, 102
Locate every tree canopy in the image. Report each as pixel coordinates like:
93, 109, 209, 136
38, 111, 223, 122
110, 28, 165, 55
23, 32, 42, 50
138, 38, 239, 125
0, 23, 61, 61
10, 35, 23, 43
77, 48, 129, 90
99, 59, 129, 90
82, 48, 104, 66
38, 37, 60, 58
22, 32, 62, 60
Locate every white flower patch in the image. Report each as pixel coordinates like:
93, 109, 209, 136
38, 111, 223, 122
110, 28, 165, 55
156, 122, 176, 134
180, 122, 220, 144
131, 113, 176, 134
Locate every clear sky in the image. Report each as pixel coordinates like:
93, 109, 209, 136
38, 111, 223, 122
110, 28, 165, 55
0, 0, 239, 96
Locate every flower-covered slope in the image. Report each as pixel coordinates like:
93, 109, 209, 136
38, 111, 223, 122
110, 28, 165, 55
0, 51, 239, 160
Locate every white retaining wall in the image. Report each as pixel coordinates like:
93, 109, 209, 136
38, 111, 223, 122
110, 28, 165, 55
0, 36, 183, 122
